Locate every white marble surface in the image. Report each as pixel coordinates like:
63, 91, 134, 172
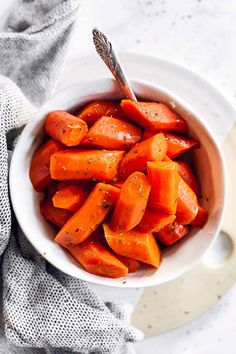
1, 0, 236, 353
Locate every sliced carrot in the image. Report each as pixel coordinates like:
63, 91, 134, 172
111, 171, 151, 231
147, 161, 179, 214
176, 177, 198, 224
55, 183, 120, 247
40, 198, 72, 228
119, 133, 167, 179
141, 131, 156, 141
46, 182, 59, 198
29, 139, 62, 192
45, 111, 88, 147
176, 161, 201, 196
112, 180, 123, 189
163, 155, 172, 162
164, 133, 200, 159
103, 224, 161, 268
116, 255, 140, 273
121, 100, 188, 133
67, 236, 128, 278
82, 116, 142, 150
50, 150, 125, 182
52, 183, 89, 212
137, 209, 176, 233
77, 100, 127, 126
191, 206, 209, 228
156, 221, 191, 246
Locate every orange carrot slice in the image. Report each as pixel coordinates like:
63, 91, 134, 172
176, 177, 198, 224
111, 171, 151, 231
164, 133, 200, 159
52, 183, 89, 212
55, 183, 119, 247
176, 161, 201, 196
40, 198, 72, 228
116, 255, 140, 273
137, 209, 176, 233
156, 221, 191, 245
191, 206, 209, 228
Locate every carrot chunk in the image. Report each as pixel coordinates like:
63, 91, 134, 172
67, 236, 128, 278
111, 171, 151, 231
191, 206, 209, 228
40, 198, 72, 228
82, 116, 142, 150
116, 256, 140, 273
156, 221, 191, 245
147, 161, 179, 214
176, 161, 201, 196
45, 111, 88, 147
55, 183, 120, 247
137, 209, 176, 233
29, 139, 62, 192
164, 132, 200, 159
52, 183, 89, 212
119, 133, 167, 179
176, 177, 198, 224
50, 150, 125, 182
103, 224, 161, 268
77, 100, 127, 126
121, 100, 188, 132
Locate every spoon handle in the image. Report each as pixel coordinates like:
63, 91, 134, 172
92, 28, 137, 101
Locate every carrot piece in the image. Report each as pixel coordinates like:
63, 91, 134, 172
52, 183, 89, 212
191, 206, 209, 228
164, 133, 200, 159
119, 133, 167, 179
137, 209, 176, 233
44, 111, 88, 147
112, 180, 123, 189
116, 255, 140, 273
40, 198, 72, 228
103, 224, 161, 268
55, 183, 120, 247
50, 150, 125, 182
46, 182, 59, 198
111, 171, 151, 231
176, 161, 201, 196
141, 131, 156, 141
121, 100, 188, 133
77, 100, 127, 126
176, 177, 198, 224
156, 221, 191, 246
29, 139, 62, 192
67, 236, 128, 278
82, 116, 142, 150
163, 155, 172, 162
147, 161, 179, 214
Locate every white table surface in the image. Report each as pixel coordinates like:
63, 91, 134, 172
1, 1, 236, 353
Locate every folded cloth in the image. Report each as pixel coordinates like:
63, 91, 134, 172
0, 1, 143, 353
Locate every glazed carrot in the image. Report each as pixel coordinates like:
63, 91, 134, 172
67, 236, 128, 278
147, 161, 179, 214
45, 111, 88, 147
82, 116, 142, 150
116, 255, 140, 273
119, 133, 167, 179
111, 172, 151, 231
46, 182, 59, 198
191, 206, 209, 228
29, 139, 62, 192
141, 131, 156, 141
121, 100, 188, 133
40, 198, 72, 228
156, 221, 191, 246
50, 150, 125, 182
112, 180, 123, 189
176, 177, 198, 225
103, 224, 161, 268
52, 183, 89, 212
176, 161, 201, 196
55, 183, 120, 247
77, 100, 128, 126
164, 133, 200, 159
137, 209, 176, 233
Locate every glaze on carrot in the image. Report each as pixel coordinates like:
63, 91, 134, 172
103, 224, 161, 268
121, 100, 188, 132
147, 161, 179, 214
191, 206, 209, 228
50, 150, 125, 182
55, 183, 120, 247
116, 256, 140, 273
156, 221, 191, 246
137, 209, 176, 233
29, 139, 62, 192
82, 116, 142, 150
176, 177, 198, 225
111, 171, 151, 231
164, 133, 200, 159
119, 133, 167, 179
52, 183, 89, 212
176, 161, 201, 196
40, 198, 72, 228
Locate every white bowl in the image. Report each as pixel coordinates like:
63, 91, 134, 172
9, 78, 226, 288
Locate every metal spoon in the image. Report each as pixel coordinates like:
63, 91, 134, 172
92, 28, 137, 101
